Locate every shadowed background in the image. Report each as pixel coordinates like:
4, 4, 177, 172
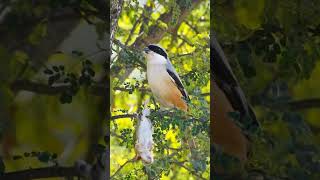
213, 0, 320, 179
0, 0, 109, 179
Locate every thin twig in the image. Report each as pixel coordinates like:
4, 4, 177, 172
266, 98, 320, 111
111, 114, 137, 120
10, 80, 150, 96
14, 61, 29, 81
114, 87, 149, 92
171, 53, 194, 59
167, 31, 194, 47
172, 161, 206, 180
110, 132, 125, 140
0, 166, 81, 180
184, 21, 199, 34
125, 15, 143, 46
10, 80, 107, 96
110, 157, 136, 179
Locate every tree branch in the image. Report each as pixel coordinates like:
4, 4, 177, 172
172, 161, 206, 180
110, 157, 136, 179
184, 21, 200, 34
10, 79, 151, 96
87, 0, 109, 21
10, 80, 108, 96
267, 98, 320, 111
125, 15, 143, 46
111, 0, 203, 86
0, 166, 81, 180
111, 0, 124, 44
1, 6, 80, 71
132, 0, 201, 48
111, 114, 137, 120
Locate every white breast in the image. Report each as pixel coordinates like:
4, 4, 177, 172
145, 52, 177, 108
147, 64, 175, 107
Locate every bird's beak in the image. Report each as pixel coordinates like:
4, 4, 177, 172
143, 47, 150, 54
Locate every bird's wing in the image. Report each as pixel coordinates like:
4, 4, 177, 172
166, 59, 190, 101
211, 34, 258, 128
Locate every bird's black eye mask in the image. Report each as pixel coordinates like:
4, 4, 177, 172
148, 45, 168, 59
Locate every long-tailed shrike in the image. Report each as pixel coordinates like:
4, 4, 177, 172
211, 34, 259, 161
143, 44, 190, 112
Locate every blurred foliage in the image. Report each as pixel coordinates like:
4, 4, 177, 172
110, 0, 210, 179
213, 0, 320, 179
0, 0, 108, 178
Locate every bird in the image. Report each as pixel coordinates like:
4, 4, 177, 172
143, 45, 196, 160
143, 44, 190, 112
211, 33, 259, 162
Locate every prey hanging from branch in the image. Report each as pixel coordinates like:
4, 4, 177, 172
134, 99, 154, 164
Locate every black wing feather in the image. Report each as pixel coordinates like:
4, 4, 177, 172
167, 69, 190, 101
211, 34, 259, 129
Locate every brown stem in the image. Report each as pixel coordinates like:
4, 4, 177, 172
111, 114, 137, 120
111, 0, 124, 44
0, 166, 81, 180
172, 161, 206, 180
110, 157, 136, 179
125, 15, 143, 46
10, 80, 108, 96
269, 98, 320, 110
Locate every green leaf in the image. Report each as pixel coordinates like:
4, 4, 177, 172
37, 151, 51, 163
44, 69, 53, 75
87, 68, 95, 77
52, 66, 59, 72
59, 65, 64, 71
48, 76, 55, 86
94, 144, 106, 154
71, 50, 83, 56
51, 153, 58, 160
28, 22, 47, 45
12, 155, 22, 160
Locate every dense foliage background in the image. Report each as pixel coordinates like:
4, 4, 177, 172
0, 0, 109, 179
110, 0, 210, 179
213, 0, 320, 179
